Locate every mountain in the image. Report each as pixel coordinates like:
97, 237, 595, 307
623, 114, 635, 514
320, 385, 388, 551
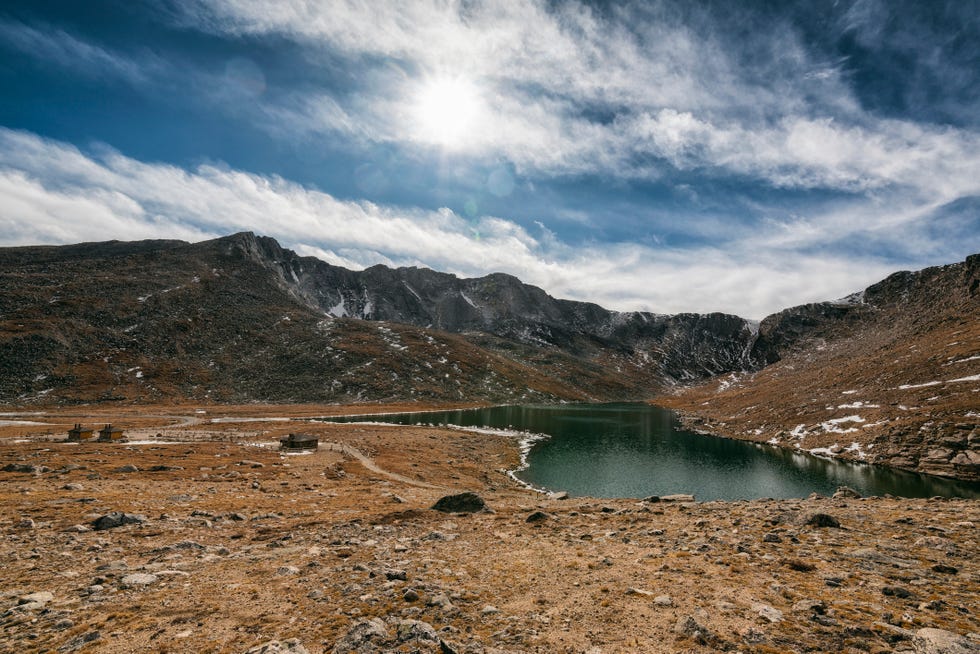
660, 254, 980, 481
0, 232, 756, 405
2, 232, 976, 481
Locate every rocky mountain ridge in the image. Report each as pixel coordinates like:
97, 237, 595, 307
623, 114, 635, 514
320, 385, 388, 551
0, 232, 760, 406
1, 233, 977, 481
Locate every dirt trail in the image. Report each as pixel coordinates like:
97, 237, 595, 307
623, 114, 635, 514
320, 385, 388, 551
324, 441, 447, 490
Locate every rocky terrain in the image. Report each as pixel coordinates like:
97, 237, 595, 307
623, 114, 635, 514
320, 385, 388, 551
661, 255, 980, 482
1, 406, 978, 653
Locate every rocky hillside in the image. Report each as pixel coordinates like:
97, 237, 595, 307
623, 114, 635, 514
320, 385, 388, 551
661, 254, 980, 482
0, 233, 756, 406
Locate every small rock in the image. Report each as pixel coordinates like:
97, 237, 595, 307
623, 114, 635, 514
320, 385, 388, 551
113, 464, 140, 473
396, 619, 439, 643
792, 599, 826, 614
239, 460, 265, 468
403, 589, 420, 602
526, 511, 551, 523
804, 513, 841, 528
931, 564, 959, 574
384, 568, 408, 581
674, 614, 712, 642
120, 573, 158, 588
276, 566, 300, 576
625, 587, 654, 597
18, 591, 53, 606
661, 494, 696, 502
428, 593, 454, 609
62, 483, 84, 491
882, 585, 913, 599
653, 595, 673, 607
548, 491, 570, 500
92, 512, 146, 530
912, 628, 979, 654
481, 605, 500, 615
15, 517, 35, 529
243, 639, 310, 654
54, 618, 74, 630
331, 618, 389, 654
833, 485, 862, 499
431, 492, 487, 513
752, 602, 783, 623
762, 532, 782, 543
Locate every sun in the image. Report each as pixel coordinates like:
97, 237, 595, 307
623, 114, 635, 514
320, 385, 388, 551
412, 76, 482, 149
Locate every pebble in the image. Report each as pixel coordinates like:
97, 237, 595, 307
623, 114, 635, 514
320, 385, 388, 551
653, 595, 673, 607
403, 589, 420, 602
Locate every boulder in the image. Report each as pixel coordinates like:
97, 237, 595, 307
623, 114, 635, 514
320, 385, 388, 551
431, 492, 487, 513
331, 618, 389, 654
92, 512, 147, 530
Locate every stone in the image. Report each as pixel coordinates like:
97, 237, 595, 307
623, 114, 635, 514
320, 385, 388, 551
431, 492, 487, 513
548, 491, 570, 500
762, 532, 782, 543
63, 483, 84, 491
276, 566, 300, 576
526, 511, 551, 523
660, 494, 696, 502
396, 619, 439, 643
792, 599, 826, 614
243, 640, 310, 654
18, 591, 53, 606
403, 589, 420, 602
120, 573, 158, 588
92, 512, 146, 530
931, 564, 959, 574
804, 513, 841, 528
882, 585, 913, 599
653, 595, 673, 607
625, 587, 654, 597
481, 605, 500, 615
384, 568, 408, 581
427, 593, 454, 609
113, 464, 140, 473
752, 602, 784, 623
3, 463, 49, 474
833, 485, 862, 499
15, 517, 35, 529
674, 614, 712, 642
912, 628, 979, 654
331, 618, 389, 654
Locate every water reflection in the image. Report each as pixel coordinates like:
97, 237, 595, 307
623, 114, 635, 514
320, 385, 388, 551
320, 403, 980, 500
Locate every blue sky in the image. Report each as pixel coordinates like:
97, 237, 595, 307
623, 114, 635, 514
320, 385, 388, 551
1, 0, 978, 318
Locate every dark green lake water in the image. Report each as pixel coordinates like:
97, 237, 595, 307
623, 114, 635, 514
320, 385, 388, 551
320, 403, 980, 500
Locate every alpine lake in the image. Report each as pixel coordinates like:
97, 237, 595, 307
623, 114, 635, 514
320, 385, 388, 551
320, 403, 980, 501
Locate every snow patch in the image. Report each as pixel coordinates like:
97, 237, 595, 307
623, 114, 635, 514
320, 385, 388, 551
459, 291, 478, 309
328, 297, 348, 318
837, 401, 879, 409
819, 415, 865, 434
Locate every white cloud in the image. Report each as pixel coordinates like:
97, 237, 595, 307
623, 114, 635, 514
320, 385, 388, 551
174, 0, 980, 203
0, 127, 954, 318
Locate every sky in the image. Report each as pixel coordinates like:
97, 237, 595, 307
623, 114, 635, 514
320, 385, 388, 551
1, 1, 978, 318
